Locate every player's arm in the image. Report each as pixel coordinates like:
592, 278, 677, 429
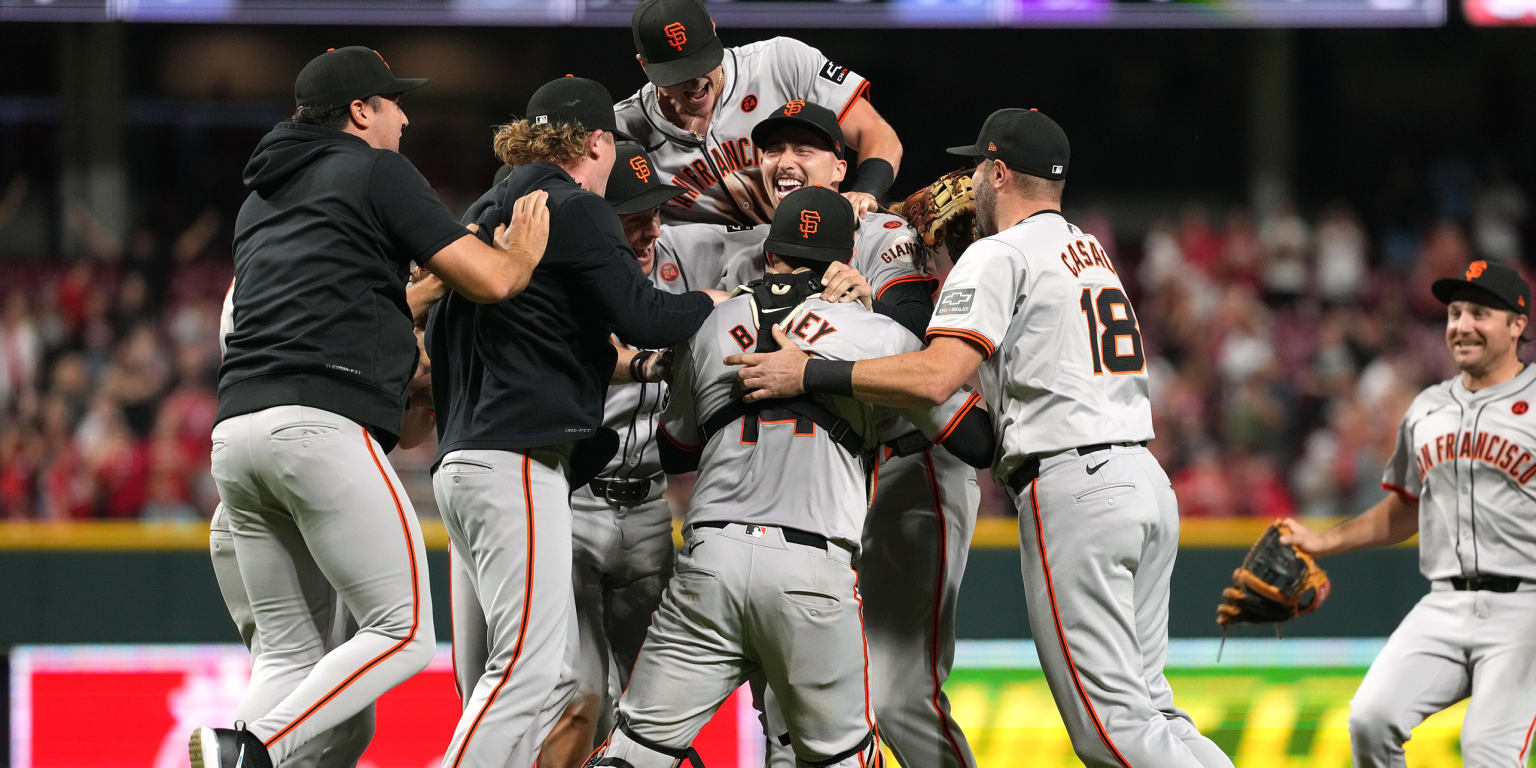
1279, 491, 1419, 557
426, 191, 549, 303
566, 196, 726, 348
839, 99, 902, 217
610, 340, 671, 384
656, 337, 703, 474
729, 325, 983, 408
398, 329, 435, 450
898, 385, 993, 468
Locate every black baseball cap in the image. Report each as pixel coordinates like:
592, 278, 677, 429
751, 100, 844, 158
295, 46, 427, 110
632, 0, 724, 87
1432, 260, 1531, 315
606, 143, 688, 215
764, 186, 855, 264
946, 108, 1069, 181
525, 76, 630, 140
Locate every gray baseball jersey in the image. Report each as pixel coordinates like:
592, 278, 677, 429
1348, 367, 1536, 767
926, 211, 1154, 481
615, 37, 871, 226
662, 294, 980, 546
1381, 366, 1536, 581
718, 212, 933, 300
946, 212, 1229, 768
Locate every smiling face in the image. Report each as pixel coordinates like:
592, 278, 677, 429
656, 67, 723, 119
621, 207, 664, 275
1446, 298, 1525, 378
759, 127, 846, 208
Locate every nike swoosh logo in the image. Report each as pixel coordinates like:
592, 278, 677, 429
760, 307, 790, 314
1086, 461, 1108, 475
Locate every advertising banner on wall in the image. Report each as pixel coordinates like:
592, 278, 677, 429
9, 639, 1518, 767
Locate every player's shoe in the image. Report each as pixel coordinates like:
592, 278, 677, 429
188, 722, 273, 768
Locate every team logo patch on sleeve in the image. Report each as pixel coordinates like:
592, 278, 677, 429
659, 262, 681, 283
819, 61, 851, 84
935, 288, 976, 316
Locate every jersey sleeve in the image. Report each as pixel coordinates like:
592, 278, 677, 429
857, 221, 933, 300
1381, 410, 1422, 501
663, 224, 735, 290
924, 239, 1018, 359
769, 37, 871, 123
369, 151, 471, 266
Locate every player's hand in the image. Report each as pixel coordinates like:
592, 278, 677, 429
821, 261, 873, 310
1278, 517, 1325, 555
701, 288, 732, 306
842, 191, 879, 220
502, 190, 551, 266
726, 325, 808, 402
638, 348, 673, 383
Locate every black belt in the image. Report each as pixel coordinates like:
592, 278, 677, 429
1004, 441, 1149, 495
1449, 575, 1524, 592
883, 431, 932, 458
588, 477, 653, 505
690, 520, 830, 550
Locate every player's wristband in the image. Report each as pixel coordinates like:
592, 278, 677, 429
848, 158, 895, 200
803, 358, 855, 397
629, 350, 654, 382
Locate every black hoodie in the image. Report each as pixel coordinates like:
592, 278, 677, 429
219, 122, 467, 449
427, 162, 713, 484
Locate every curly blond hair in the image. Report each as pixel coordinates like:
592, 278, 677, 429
492, 120, 593, 167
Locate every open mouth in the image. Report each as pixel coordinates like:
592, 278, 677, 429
1452, 339, 1484, 353
681, 79, 712, 107
774, 176, 805, 200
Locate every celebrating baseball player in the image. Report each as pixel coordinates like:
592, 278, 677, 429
730, 108, 1234, 768
616, 0, 902, 225
534, 143, 735, 767
587, 187, 993, 768
429, 76, 724, 768
193, 46, 549, 768
1282, 260, 1536, 767
711, 98, 979, 768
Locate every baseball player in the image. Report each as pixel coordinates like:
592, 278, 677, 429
731, 109, 1233, 768
588, 187, 993, 768
430, 77, 722, 768
715, 99, 978, 768
533, 143, 736, 768
1282, 260, 1536, 767
194, 46, 548, 768
617, 0, 902, 226
208, 282, 376, 768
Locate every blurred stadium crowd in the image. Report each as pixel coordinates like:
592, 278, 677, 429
0, 158, 1528, 521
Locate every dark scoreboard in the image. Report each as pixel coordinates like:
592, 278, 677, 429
1, 0, 1447, 27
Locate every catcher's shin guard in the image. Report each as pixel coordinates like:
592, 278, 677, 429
588, 718, 707, 768
801, 729, 883, 768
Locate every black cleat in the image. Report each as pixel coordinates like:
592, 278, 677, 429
188, 722, 273, 768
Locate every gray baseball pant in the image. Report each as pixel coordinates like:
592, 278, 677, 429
210, 405, 434, 766
449, 541, 578, 768
1009, 445, 1230, 768
761, 448, 978, 768
599, 524, 881, 768
1348, 585, 1536, 767
210, 504, 375, 767
434, 448, 578, 768
567, 488, 675, 737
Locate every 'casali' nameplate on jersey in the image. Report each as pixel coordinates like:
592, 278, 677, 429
936, 288, 976, 316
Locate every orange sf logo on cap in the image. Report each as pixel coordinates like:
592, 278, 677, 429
630, 156, 651, 183
1467, 260, 1487, 279
784, 100, 805, 117
664, 22, 688, 51
372, 49, 391, 69
799, 210, 820, 238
